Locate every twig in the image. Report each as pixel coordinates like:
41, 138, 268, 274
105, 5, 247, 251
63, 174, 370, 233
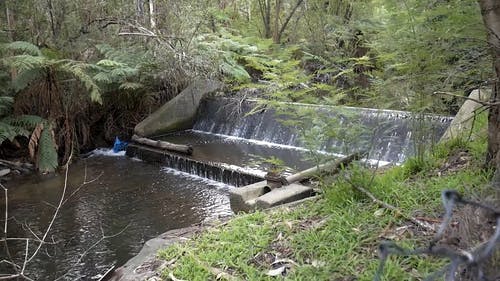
54, 223, 130, 281
26, 152, 73, 264
433, 91, 499, 106
1, 183, 16, 275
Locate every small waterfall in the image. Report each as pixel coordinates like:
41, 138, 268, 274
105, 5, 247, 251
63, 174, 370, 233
126, 144, 263, 187
193, 98, 453, 163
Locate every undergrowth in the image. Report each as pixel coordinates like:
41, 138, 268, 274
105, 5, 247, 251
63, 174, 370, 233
157, 123, 495, 280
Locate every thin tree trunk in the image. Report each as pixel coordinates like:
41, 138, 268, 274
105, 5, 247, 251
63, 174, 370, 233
148, 0, 156, 30
273, 0, 282, 42
275, 0, 304, 43
478, 0, 500, 187
46, 0, 57, 38
5, 3, 14, 41
247, 0, 251, 21
258, 0, 272, 38
136, 0, 144, 23
5, 1, 16, 80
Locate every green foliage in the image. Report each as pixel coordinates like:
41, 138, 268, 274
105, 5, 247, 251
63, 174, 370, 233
368, 0, 490, 113
2, 41, 102, 103
0, 120, 30, 144
37, 124, 58, 173
0, 93, 57, 172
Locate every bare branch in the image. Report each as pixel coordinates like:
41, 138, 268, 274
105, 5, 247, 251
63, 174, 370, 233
26, 153, 73, 264
54, 223, 130, 281
344, 176, 435, 232
433, 91, 500, 106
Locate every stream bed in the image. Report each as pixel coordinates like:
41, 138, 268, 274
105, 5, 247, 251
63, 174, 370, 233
0, 151, 233, 280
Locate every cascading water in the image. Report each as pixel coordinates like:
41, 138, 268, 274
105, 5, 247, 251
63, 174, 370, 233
128, 97, 453, 188
192, 98, 453, 164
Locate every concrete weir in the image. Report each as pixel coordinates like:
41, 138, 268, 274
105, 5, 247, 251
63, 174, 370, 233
126, 144, 263, 187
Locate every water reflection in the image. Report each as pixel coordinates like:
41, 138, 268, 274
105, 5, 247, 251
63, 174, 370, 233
1, 154, 232, 280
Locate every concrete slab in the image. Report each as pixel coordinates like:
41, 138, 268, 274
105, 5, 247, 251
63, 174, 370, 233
255, 183, 314, 210
229, 181, 267, 213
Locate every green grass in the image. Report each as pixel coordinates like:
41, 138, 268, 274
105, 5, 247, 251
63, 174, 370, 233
157, 118, 494, 280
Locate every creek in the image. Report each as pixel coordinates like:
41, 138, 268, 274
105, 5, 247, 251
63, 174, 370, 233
0, 151, 232, 280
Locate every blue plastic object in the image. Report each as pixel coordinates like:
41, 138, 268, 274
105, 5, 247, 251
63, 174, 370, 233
113, 137, 128, 153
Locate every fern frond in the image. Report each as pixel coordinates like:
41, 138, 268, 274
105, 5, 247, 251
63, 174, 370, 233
11, 68, 43, 92
37, 125, 58, 173
109, 67, 138, 78
4, 115, 46, 130
0, 96, 13, 116
5, 41, 42, 56
96, 59, 127, 68
119, 82, 144, 90
93, 71, 113, 84
0, 121, 30, 144
61, 63, 102, 104
2, 55, 46, 71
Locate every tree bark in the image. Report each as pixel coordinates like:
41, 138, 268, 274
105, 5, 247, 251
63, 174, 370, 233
478, 0, 500, 187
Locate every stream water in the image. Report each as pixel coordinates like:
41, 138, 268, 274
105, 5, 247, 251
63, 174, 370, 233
0, 151, 233, 280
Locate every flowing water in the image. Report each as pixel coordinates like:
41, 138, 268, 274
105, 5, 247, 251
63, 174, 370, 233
0, 151, 232, 280
193, 98, 453, 163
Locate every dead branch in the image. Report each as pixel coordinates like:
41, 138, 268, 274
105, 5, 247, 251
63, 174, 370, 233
344, 177, 435, 232
54, 223, 130, 281
433, 91, 499, 106
285, 151, 366, 184
25, 153, 73, 264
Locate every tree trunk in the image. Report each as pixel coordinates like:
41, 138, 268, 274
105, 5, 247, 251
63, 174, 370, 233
275, 0, 304, 43
46, 0, 57, 38
273, 0, 282, 43
148, 0, 156, 30
478, 0, 500, 187
5, 2, 14, 41
258, 0, 272, 38
136, 0, 144, 23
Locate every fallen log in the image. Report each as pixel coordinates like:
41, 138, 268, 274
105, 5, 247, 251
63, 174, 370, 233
131, 135, 193, 155
0, 159, 34, 174
285, 151, 366, 184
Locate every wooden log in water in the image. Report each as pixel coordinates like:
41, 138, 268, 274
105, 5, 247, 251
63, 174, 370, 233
285, 151, 366, 184
0, 159, 33, 174
132, 135, 193, 155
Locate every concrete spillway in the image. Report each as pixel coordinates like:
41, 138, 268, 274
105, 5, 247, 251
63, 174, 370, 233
129, 96, 453, 188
